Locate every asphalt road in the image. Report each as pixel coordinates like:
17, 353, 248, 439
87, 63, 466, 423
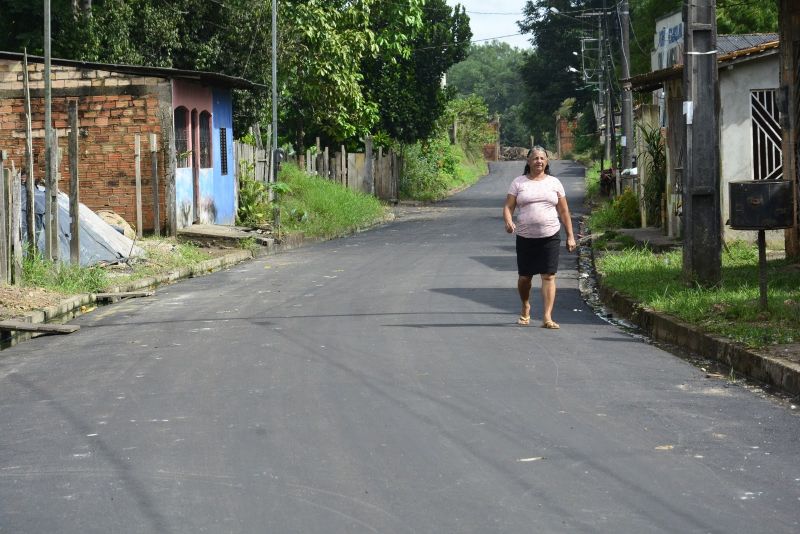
1, 161, 798, 533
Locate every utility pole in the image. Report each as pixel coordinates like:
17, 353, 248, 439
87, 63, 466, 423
597, 13, 606, 175
682, 0, 721, 285
601, 2, 618, 194
620, 0, 634, 172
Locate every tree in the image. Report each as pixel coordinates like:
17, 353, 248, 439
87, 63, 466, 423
446, 42, 528, 146
361, 0, 471, 144
517, 1, 600, 147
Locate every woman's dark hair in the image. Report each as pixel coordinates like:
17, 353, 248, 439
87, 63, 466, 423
524, 146, 550, 176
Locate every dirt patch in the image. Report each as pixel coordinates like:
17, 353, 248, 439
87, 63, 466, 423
0, 285, 65, 320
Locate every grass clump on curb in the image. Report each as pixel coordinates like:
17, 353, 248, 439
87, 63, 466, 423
22, 238, 214, 295
278, 164, 387, 239
23, 252, 109, 294
595, 241, 800, 348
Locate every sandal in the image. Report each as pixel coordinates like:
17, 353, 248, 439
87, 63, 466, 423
541, 320, 560, 329
517, 315, 530, 326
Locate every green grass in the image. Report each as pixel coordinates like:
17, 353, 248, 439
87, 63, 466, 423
23, 252, 109, 294
277, 164, 387, 239
584, 160, 601, 200
451, 144, 488, 191
595, 241, 800, 348
123, 239, 211, 281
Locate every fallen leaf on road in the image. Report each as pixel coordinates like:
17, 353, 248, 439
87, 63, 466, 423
655, 445, 674, 451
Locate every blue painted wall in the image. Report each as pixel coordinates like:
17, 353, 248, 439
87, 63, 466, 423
212, 89, 235, 225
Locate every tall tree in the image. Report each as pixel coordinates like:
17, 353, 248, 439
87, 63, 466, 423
362, 0, 471, 144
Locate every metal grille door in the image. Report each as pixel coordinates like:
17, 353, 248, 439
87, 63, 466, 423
751, 90, 783, 180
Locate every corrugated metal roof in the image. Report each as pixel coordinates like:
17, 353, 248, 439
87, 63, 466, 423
0, 51, 264, 90
717, 34, 779, 55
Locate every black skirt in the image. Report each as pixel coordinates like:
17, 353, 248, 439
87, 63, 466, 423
516, 232, 561, 276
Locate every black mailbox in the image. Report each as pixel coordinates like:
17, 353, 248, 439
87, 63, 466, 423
728, 180, 793, 230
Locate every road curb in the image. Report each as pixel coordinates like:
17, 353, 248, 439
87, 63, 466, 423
595, 273, 800, 398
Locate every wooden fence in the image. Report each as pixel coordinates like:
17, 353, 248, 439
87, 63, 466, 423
234, 135, 400, 203
297, 137, 399, 201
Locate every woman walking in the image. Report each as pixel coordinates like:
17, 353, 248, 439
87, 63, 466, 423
503, 147, 576, 328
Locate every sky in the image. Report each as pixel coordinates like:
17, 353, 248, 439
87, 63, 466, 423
446, 0, 533, 50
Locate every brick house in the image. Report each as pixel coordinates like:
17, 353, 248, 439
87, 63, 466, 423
0, 52, 259, 234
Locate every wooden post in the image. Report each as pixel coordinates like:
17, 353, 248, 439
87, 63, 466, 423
364, 136, 374, 195
0, 151, 8, 284
68, 100, 80, 265
135, 134, 142, 238
46, 130, 60, 262
341, 145, 347, 186
11, 163, 22, 283
150, 133, 160, 237
23, 50, 35, 249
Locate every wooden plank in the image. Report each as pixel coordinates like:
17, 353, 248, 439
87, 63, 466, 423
93, 291, 154, 300
0, 152, 8, 284
23, 50, 35, 249
11, 162, 22, 284
0, 320, 79, 334
364, 136, 374, 195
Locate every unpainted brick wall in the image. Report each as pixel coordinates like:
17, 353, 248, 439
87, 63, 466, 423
0, 60, 171, 232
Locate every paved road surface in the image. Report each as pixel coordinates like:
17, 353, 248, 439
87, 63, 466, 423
1, 161, 798, 533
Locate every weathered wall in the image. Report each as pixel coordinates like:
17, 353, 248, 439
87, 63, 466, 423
0, 59, 171, 232
719, 54, 782, 243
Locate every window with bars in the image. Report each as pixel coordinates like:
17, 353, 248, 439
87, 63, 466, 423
199, 111, 212, 169
219, 127, 228, 175
751, 89, 783, 180
174, 107, 189, 168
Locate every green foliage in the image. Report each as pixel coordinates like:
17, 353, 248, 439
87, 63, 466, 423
441, 95, 496, 161
399, 139, 454, 201
446, 42, 529, 146
573, 102, 601, 158
588, 188, 640, 231
584, 161, 601, 199
362, 0, 471, 144
517, 1, 599, 145
236, 162, 271, 227
23, 252, 109, 294
277, 164, 386, 239
638, 123, 666, 226
398, 94, 492, 201
596, 241, 800, 348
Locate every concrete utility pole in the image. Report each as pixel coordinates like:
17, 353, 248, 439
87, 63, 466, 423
620, 0, 634, 172
682, 0, 721, 286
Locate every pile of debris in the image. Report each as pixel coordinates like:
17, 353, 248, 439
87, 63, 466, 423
501, 147, 529, 161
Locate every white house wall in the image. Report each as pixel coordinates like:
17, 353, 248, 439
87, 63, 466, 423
718, 54, 783, 244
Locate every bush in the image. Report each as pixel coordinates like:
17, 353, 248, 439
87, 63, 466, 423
399, 137, 457, 201
588, 187, 640, 231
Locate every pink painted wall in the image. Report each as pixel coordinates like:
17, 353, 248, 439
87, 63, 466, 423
172, 79, 213, 154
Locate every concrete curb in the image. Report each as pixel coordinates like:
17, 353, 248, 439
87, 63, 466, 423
595, 273, 800, 398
